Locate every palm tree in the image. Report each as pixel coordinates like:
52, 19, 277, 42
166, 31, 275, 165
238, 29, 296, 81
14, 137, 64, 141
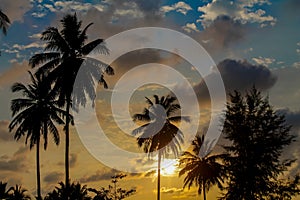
9, 72, 65, 200
0, 181, 10, 199
132, 95, 189, 200
29, 13, 114, 190
179, 135, 227, 200
7, 185, 31, 200
44, 182, 91, 200
0, 9, 10, 35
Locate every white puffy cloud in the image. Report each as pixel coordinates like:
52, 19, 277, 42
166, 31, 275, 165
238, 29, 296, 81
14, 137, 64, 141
182, 23, 199, 33
198, 0, 276, 27
161, 1, 192, 15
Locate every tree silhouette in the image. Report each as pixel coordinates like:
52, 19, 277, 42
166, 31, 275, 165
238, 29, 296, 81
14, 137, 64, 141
9, 72, 65, 200
132, 95, 189, 200
0, 181, 10, 199
44, 182, 91, 200
220, 87, 300, 199
179, 135, 226, 200
90, 173, 136, 200
7, 185, 31, 200
0, 9, 10, 35
29, 13, 114, 193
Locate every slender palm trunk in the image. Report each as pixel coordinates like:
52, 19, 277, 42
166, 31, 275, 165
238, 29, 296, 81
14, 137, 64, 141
65, 99, 71, 198
157, 150, 161, 200
36, 138, 42, 200
202, 179, 206, 200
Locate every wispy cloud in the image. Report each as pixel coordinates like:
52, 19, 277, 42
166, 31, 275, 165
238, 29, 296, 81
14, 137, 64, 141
198, 0, 276, 27
182, 23, 199, 33
161, 2, 192, 15
252, 56, 276, 67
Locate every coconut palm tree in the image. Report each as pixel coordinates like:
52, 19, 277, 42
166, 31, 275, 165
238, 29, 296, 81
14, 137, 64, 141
179, 135, 227, 200
0, 181, 10, 199
7, 185, 31, 200
132, 95, 189, 200
0, 9, 10, 35
9, 72, 66, 200
29, 13, 114, 191
44, 182, 91, 200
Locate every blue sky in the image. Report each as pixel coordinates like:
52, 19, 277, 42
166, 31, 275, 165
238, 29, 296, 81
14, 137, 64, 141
0, 0, 300, 199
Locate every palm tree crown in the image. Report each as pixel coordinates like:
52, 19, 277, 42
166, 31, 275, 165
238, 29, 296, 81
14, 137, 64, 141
7, 185, 31, 200
179, 135, 227, 200
0, 181, 10, 199
28, 13, 114, 190
133, 95, 189, 200
9, 72, 64, 148
0, 9, 10, 35
9, 71, 65, 199
133, 95, 189, 156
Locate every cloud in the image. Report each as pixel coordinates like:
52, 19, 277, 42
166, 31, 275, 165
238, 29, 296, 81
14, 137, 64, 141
198, 0, 276, 28
12, 42, 45, 50
161, 2, 192, 15
182, 23, 199, 33
0, 60, 30, 89
0, 120, 13, 142
199, 15, 246, 50
53, 1, 94, 14
57, 153, 77, 168
0, 0, 32, 23
161, 187, 183, 194
269, 67, 300, 110
70, 153, 77, 168
80, 168, 119, 183
277, 109, 300, 131
0, 146, 28, 172
252, 56, 276, 67
31, 12, 46, 18
186, 59, 277, 106
43, 172, 63, 184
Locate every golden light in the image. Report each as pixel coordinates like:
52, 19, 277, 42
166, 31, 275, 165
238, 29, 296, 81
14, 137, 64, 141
154, 159, 178, 177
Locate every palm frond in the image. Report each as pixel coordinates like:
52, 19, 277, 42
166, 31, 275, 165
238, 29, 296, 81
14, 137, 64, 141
29, 52, 61, 68
168, 116, 190, 123
0, 10, 10, 35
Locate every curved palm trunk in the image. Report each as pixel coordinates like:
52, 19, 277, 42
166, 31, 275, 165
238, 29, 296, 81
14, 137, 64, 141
36, 138, 42, 200
157, 150, 161, 200
65, 99, 71, 198
202, 179, 206, 200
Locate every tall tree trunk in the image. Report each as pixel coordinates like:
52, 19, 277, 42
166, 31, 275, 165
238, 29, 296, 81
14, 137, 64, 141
203, 179, 206, 200
157, 150, 161, 200
36, 138, 41, 200
65, 99, 70, 198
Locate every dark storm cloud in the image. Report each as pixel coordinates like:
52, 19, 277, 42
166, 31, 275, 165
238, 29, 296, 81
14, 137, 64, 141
201, 15, 246, 49
43, 171, 63, 183
0, 147, 28, 171
80, 168, 119, 183
217, 59, 277, 91
195, 59, 277, 99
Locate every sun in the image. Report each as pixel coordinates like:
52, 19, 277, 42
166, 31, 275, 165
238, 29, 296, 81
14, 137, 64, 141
160, 159, 178, 177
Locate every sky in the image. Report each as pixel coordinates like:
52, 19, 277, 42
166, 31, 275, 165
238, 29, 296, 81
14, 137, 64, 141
0, 0, 300, 199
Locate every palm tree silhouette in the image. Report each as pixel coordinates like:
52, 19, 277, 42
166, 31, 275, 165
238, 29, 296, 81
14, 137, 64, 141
179, 135, 226, 200
0, 9, 10, 35
7, 185, 31, 200
0, 181, 10, 199
44, 182, 91, 200
29, 13, 114, 191
132, 95, 189, 200
9, 72, 65, 200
